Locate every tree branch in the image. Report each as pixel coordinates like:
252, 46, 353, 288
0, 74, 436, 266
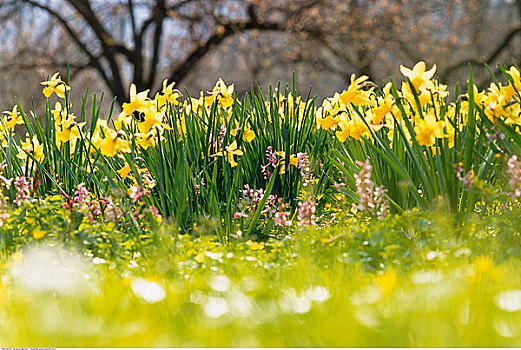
17, 0, 116, 97
67, 0, 128, 102
168, 4, 284, 84
146, 0, 166, 88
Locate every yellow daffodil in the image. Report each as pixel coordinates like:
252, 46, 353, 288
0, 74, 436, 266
155, 79, 181, 109
17, 135, 45, 163
135, 131, 157, 150
56, 117, 85, 145
339, 74, 372, 106
214, 140, 243, 167
122, 84, 150, 116
400, 61, 436, 91
243, 128, 256, 142
41, 72, 70, 98
279, 154, 299, 174
137, 111, 165, 134
206, 79, 234, 107
117, 164, 132, 179
317, 110, 341, 130
2, 106, 24, 129
99, 129, 131, 157
414, 113, 440, 146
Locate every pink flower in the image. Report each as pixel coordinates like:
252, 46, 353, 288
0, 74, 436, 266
275, 200, 292, 226
14, 176, 31, 206
297, 199, 316, 227
353, 160, 388, 219
507, 155, 521, 199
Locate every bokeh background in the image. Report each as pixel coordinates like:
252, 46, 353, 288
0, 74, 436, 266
0, 0, 520, 111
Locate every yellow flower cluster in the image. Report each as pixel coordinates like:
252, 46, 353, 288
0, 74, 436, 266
316, 61, 521, 148
3, 62, 521, 175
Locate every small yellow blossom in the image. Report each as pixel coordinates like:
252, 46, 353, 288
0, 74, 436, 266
32, 229, 46, 240
400, 61, 436, 91
41, 72, 70, 98
247, 240, 265, 250
122, 84, 150, 116
213, 140, 244, 167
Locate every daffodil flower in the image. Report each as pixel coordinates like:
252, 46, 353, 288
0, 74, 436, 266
2, 106, 24, 129
122, 84, 151, 116
155, 79, 181, 109
135, 131, 157, 150
99, 129, 131, 157
400, 61, 437, 91
117, 164, 132, 179
41, 72, 70, 98
17, 135, 45, 163
213, 140, 243, 167
205, 79, 234, 107
242, 128, 256, 142
414, 113, 441, 146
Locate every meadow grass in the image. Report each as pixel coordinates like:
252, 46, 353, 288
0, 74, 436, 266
1, 61, 521, 346
2, 208, 521, 347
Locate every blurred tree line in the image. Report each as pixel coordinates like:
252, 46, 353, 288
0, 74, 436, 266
0, 0, 520, 110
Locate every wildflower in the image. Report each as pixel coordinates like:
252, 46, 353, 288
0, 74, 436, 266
14, 176, 31, 206
128, 185, 149, 203
262, 146, 278, 178
213, 140, 243, 167
122, 84, 150, 116
32, 229, 46, 240
148, 205, 162, 224
353, 160, 388, 219
456, 163, 475, 192
41, 72, 70, 98
297, 199, 316, 227
274, 200, 292, 227
2, 105, 24, 129
99, 129, 131, 157
507, 155, 521, 199
233, 211, 249, 219
297, 152, 312, 186
399, 61, 436, 91
246, 240, 265, 250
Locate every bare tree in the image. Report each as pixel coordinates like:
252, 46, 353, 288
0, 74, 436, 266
0, 0, 291, 105
0, 0, 520, 107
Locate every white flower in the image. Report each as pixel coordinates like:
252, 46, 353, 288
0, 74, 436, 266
131, 278, 166, 303
11, 247, 85, 295
204, 297, 229, 318
495, 290, 521, 312
209, 275, 231, 292
306, 286, 330, 302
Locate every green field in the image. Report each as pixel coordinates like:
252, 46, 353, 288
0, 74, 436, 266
2, 62, 521, 346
